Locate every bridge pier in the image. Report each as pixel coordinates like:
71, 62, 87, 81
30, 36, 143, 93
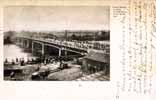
65, 48, 67, 56
19, 38, 22, 46
32, 41, 34, 54
61, 47, 67, 56
25, 39, 29, 48
41, 43, 44, 56
21, 39, 24, 46
59, 48, 61, 57
23, 39, 26, 48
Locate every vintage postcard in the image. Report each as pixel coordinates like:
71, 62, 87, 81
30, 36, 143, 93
0, 0, 156, 100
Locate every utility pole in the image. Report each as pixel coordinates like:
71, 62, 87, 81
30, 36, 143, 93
65, 30, 67, 60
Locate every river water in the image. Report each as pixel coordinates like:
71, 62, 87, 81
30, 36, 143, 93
4, 44, 35, 62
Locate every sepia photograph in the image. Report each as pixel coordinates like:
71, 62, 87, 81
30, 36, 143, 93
3, 6, 110, 81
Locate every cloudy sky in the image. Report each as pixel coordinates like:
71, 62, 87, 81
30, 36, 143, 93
4, 6, 109, 32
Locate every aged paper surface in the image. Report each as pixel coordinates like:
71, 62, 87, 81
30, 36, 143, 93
0, 0, 156, 100
113, 0, 156, 99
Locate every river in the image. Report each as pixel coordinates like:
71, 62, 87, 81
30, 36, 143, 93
4, 44, 35, 62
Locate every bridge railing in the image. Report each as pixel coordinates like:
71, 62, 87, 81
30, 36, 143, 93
42, 38, 109, 51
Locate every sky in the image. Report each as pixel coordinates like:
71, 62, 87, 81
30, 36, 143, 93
4, 6, 110, 32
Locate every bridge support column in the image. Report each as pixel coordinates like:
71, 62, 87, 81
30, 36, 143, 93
17, 38, 20, 45
19, 38, 21, 46
32, 41, 34, 54
21, 39, 23, 46
41, 43, 44, 56
16, 38, 19, 45
20, 38, 23, 46
59, 48, 61, 57
23, 39, 25, 47
65, 48, 67, 56
26, 39, 29, 48
24, 39, 27, 48
22, 39, 24, 47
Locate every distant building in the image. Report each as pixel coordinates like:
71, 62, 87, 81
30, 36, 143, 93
82, 50, 110, 75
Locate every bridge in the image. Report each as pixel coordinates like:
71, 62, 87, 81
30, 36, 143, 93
15, 36, 109, 58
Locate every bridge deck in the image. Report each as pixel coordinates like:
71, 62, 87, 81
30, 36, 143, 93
16, 36, 110, 54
